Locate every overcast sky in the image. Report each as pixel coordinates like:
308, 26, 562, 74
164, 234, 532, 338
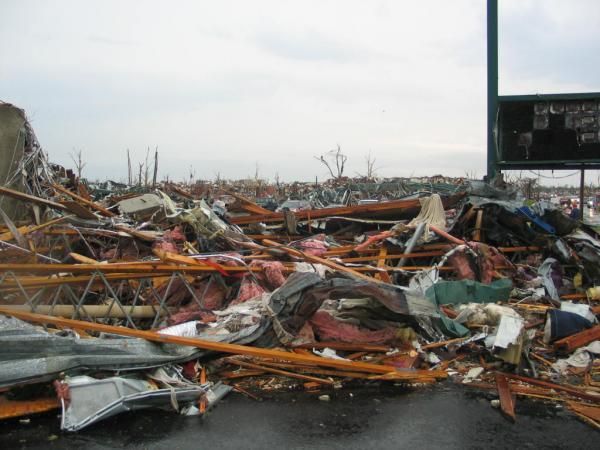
2, 0, 600, 184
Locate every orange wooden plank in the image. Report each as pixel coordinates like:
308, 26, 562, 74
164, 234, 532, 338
0, 307, 447, 379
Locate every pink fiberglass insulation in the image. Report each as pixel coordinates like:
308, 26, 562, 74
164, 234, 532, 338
231, 260, 286, 305
152, 225, 186, 254
167, 308, 217, 326
295, 237, 328, 257
249, 260, 286, 289
309, 310, 400, 345
196, 280, 228, 310
231, 277, 266, 305
164, 225, 186, 241
448, 242, 513, 284
153, 240, 179, 254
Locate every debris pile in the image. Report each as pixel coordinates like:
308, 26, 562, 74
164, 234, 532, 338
1, 106, 599, 430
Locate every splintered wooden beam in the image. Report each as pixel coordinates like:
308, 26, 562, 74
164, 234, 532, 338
0, 186, 67, 211
0, 396, 60, 420
554, 325, 600, 354
374, 246, 392, 283
51, 183, 115, 217
495, 372, 516, 422
292, 342, 390, 352
501, 373, 600, 403
341, 251, 446, 263
226, 358, 335, 385
229, 198, 425, 225
165, 183, 194, 199
566, 401, 600, 426
0, 216, 68, 242
0, 262, 259, 274
0, 307, 446, 379
251, 361, 376, 380
261, 239, 385, 284
114, 225, 159, 241
222, 189, 272, 215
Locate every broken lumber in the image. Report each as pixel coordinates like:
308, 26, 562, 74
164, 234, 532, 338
222, 189, 272, 215
0, 186, 67, 211
374, 246, 392, 283
59, 200, 98, 219
226, 358, 335, 385
51, 183, 115, 217
293, 342, 390, 352
502, 373, 600, 403
554, 325, 600, 354
0, 262, 260, 275
0, 307, 447, 380
495, 372, 516, 422
261, 239, 385, 284
566, 401, 600, 425
0, 216, 68, 242
229, 194, 464, 225
261, 362, 375, 380
114, 225, 158, 241
0, 396, 59, 420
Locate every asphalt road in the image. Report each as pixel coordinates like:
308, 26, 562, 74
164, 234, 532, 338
0, 383, 595, 449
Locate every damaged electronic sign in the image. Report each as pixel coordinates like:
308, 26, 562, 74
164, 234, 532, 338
496, 92, 600, 169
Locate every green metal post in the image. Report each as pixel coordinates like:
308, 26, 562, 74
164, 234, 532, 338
580, 169, 585, 220
487, 0, 498, 179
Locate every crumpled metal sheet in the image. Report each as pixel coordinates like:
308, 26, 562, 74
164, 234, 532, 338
59, 375, 232, 431
0, 316, 206, 388
493, 315, 524, 349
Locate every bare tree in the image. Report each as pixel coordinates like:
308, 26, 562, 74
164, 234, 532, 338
504, 171, 539, 199
127, 149, 132, 185
366, 151, 377, 179
144, 147, 150, 187
152, 147, 158, 187
314, 145, 347, 180
70, 149, 87, 179
356, 151, 378, 179
189, 165, 196, 185
138, 162, 144, 186
254, 162, 264, 197
464, 169, 478, 180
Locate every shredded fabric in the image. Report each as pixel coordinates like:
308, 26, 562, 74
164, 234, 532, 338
408, 194, 447, 242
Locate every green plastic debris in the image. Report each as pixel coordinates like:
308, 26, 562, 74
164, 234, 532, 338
437, 314, 470, 338
424, 278, 513, 338
426, 278, 512, 306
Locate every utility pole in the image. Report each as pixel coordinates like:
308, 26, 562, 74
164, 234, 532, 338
487, 0, 498, 180
580, 169, 585, 220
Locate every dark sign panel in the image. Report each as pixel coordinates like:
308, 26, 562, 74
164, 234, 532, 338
497, 93, 600, 169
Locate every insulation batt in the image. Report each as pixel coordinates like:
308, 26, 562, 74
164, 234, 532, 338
309, 310, 402, 345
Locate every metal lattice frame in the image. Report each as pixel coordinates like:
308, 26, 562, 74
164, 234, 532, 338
0, 270, 209, 329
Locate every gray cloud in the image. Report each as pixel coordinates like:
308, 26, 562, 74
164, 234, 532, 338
500, 0, 600, 92
1, 0, 598, 184
87, 35, 137, 46
255, 30, 371, 63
